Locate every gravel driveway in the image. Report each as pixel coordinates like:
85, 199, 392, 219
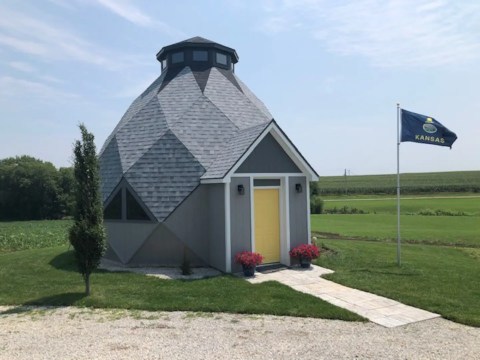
1, 306, 479, 359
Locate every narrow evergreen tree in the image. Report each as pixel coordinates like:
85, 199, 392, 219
69, 124, 106, 295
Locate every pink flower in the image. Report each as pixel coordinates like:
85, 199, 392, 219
234, 251, 264, 267
289, 244, 320, 261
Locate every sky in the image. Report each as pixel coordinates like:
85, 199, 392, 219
0, 0, 479, 176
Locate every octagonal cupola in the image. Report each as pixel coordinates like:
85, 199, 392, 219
156, 36, 239, 73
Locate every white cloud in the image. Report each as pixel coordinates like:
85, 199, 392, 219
8, 62, 65, 85
95, 0, 153, 27
93, 0, 185, 37
8, 61, 36, 73
259, 0, 480, 67
0, 6, 142, 71
39, 75, 64, 84
114, 74, 159, 99
0, 76, 79, 100
0, 34, 48, 57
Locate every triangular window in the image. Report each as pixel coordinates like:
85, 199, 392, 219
104, 191, 122, 220
126, 189, 150, 221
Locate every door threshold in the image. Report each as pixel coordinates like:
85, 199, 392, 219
256, 263, 288, 273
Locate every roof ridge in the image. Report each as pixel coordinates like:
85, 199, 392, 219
201, 121, 270, 176
233, 74, 273, 121
100, 75, 166, 155
122, 128, 170, 176
167, 95, 212, 166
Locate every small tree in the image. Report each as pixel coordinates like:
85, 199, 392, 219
69, 124, 106, 295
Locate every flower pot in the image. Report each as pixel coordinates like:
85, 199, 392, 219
300, 258, 311, 269
242, 265, 256, 277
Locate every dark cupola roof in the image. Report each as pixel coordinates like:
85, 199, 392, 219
156, 36, 239, 66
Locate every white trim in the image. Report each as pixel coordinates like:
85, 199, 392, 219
200, 122, 318, 185
251, 175, 288, 265
281, 176, 291, 265
285, 176, 291, 263
227, 122, 275, 177
200, 178, 229, 184
269, 128, 318, 181
224, 182, 231, 272
232, 173, 303, 178
306, 181, 311, 245
224, 122, 318, 182
249, 177, 255, 252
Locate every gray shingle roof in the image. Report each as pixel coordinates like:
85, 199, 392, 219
201, 122, 270, 179
99, 43, 274, 221
204, 68, 270, 129
98, 136, 122, 202
124, 130, 205, 221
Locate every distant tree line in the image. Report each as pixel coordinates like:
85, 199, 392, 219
0, 156, 75, 220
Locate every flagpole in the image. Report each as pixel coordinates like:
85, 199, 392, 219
396, 103, 401, 266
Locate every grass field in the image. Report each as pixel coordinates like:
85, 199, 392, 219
0, 246, 361, 321
0, 220, 71, 252
315, 240, 480, 326
323, 194, 480, 215
312, 214, 480, 247
314, 194, 480, 247
315, 170, 480, 195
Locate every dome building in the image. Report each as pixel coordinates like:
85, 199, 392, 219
99, 37, 318, 272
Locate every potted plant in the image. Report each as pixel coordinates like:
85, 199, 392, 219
234, 251, 264, 277
289, 244, 320, 268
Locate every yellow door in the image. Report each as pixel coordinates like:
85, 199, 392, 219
254, 188, 280, 263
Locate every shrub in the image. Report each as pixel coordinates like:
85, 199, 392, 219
416, 209, 473, 216
310, 196, 324, 214
324, 206, 368, 214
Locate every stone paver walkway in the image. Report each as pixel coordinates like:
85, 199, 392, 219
245, 265, 440, 328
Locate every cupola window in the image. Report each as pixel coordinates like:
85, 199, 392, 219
171, 51, 184, 64
193, 50, 208, 61
216, 52, 228, 65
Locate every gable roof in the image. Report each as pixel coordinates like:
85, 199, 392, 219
200, 120, 319, 182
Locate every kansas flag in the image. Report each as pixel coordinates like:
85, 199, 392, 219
401, 109, 457, 148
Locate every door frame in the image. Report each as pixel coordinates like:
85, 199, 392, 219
250, 176, 290, 265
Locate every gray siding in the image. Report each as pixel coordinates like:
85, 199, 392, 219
230, 177, 251, 272
235, 133, 300, 174
207, 183, 226, 271
104, 222, 158, 264
289, 176, 308, 249
128, 223, 206, 266
127, 185, 212, 267
165, 185, 209, 263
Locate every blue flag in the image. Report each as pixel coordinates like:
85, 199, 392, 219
401, 109, 457, 148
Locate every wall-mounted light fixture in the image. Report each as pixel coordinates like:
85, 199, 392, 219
295, 183, 303, 193
237, 184, 245, 195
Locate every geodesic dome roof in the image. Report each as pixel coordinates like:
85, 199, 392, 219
99, 37, 273, 221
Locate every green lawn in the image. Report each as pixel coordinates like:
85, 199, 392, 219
315, 239, 480, 327
311, 214, 480, 247
0, 245, 362, 321
323, 195, 480, 215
